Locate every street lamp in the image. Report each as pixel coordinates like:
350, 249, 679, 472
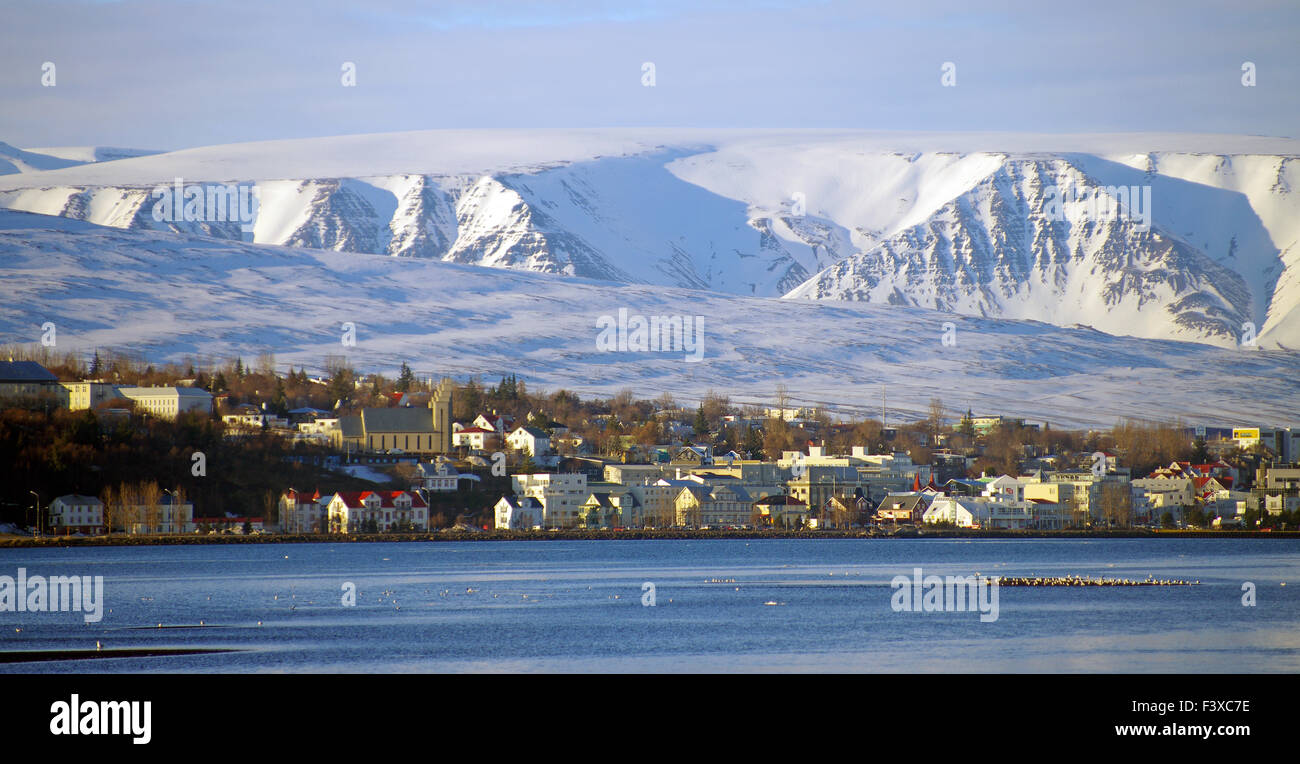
287, 487, 298, 534
162, 489, 178, 534
28, 490, 40, 536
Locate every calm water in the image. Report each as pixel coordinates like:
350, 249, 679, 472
1, 538, 1297, 673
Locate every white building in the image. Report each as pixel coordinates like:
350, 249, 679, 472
511, 472, 587, 527
325, 490, 428, 533
452, 426, 495, 450
415, 461, 466, 492
223, 412, 289, 430
116, 495, 194, 534
116, 386, 213, 420
506, 426, 551, 457
923, 496, 1034, 529
278, 490, 328, 534
494, 496, 543, 530
48, 495, 104, 534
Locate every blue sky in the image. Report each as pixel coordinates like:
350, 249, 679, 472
1, 0, 1296, 149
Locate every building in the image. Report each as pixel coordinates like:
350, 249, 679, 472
624, 481, 680, 527
223, 411, 290, 430
48, 495, 105, 535
971, 415, 1024, 435
675, 484, 779, 527
786, 464, 869, 511
61, 381, 121, 410
452, 425, 495, 450
113, 494, 194, 534
922, 496, 1034, 529
875, 494, 928, 525
752, 494, 808, 528
0, 360, 61, 403
494, 496, 543, 530
511, 473, 587, 527
116, 386, 213, 419
414, 460, 465, 493
473, 413, 515, 434
325, 490, 428, 533
278, 490, 327, 534
506, 426, 551, 457
578, 489, 643, 529
337, 378, 454, 454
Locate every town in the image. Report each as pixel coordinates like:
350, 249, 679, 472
2, 349, 1298, 538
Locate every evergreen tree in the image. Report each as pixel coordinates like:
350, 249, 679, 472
272, 377, 289, 417
89, 351, 102, 377
742, 426, 764, 459
234, 357, 244, 378
693, 405, 709, 437
959, 408, 975, 437
397, 362, 415, 393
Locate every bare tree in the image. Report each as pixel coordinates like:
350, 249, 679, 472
99, 484, 116, 536
139, 481, 162, 534
928, 398, 946, 445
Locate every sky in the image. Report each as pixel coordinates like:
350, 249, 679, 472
1, 0, 1297, 150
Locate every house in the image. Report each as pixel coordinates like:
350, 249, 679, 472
278, 489, 327, 534
48, 495, 105, 535
752, 494, 808, 528
875, 494, 928, 525
671, 445, 713, 467
325, 490, 428, 533
473, 413, 515, 434
506, 426, 551, 457
577, 489, 642, 529
414, 460, 469, 493
452, 426, 495, 450
337, 378, 454, 454
494, 496, 543, 530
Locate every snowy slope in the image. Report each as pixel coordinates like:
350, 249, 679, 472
0, 129, 1297, 347
0, 142, 83, 175
0, 143, 159, 176
783, 157, 1255, 346
1, 208, 1297, 430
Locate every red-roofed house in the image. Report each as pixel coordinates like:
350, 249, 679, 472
326, 490, 428, 533
452, 425, 496, 450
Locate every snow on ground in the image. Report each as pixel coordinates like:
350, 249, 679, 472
2, 208, 1297, 430
336, 465, 392, 483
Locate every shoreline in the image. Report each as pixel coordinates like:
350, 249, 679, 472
1, 528, 1296, 547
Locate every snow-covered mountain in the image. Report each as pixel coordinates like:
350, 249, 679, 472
0, 142, 158, 175
0, 129, 1296, 348
1, 208, 1297, 429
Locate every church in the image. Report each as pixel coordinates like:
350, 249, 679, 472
335, 377, 454, 455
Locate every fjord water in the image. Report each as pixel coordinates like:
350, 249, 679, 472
1, 538, 1297, 673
